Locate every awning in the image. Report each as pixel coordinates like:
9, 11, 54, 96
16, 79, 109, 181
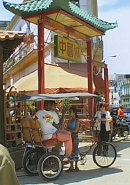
6, 64, 95, 93
0, 31, 24, 63
14, 92, 99, 102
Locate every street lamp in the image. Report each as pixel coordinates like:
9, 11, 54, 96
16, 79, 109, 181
103, 55, 116, 63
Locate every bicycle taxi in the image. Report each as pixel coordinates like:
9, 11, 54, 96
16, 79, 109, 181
15, 92, 117, 181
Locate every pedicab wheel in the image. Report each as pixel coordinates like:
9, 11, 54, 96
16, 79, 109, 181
23, 148, 44, 176
93, 142, 117, 168
37, 152, 63, 181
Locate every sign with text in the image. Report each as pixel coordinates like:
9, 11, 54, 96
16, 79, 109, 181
54, 35, 81, 62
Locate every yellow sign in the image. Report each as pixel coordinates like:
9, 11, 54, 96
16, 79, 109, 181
54, 35, 81, 62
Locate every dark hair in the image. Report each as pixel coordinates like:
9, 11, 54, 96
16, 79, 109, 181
44, 100, 56, 111
99, 102, 105, 107
44, 100, 56, 105
69, 106, 78, 118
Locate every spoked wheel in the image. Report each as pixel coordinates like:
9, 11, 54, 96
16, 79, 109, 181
79, 154, 87, 165
23, 148, 45, 175
93, 142, 117, 168
111, 128, 117, 141
38, 152, 63, 181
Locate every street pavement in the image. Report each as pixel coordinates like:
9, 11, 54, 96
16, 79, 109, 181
17, 136, 130, 185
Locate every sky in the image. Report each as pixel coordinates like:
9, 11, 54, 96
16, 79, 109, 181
98, 0, 130, 75
0, 0, 130, 75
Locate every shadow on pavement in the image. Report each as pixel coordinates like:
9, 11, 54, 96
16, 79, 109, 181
52, 167, 123, 185
18, 167, 123, 185
113, 139, 130, 153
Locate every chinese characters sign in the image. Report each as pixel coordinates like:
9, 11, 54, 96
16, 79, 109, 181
54, 35, 81, 62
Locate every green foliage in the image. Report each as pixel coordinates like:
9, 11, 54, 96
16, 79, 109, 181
26, 101, 35, 110
98, 92, 104, 97
59, 99, 71, 110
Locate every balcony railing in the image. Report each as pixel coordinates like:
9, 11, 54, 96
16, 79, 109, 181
3, 42, 37, 74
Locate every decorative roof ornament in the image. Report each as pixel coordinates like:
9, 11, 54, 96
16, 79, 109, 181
3, 0, 118, 33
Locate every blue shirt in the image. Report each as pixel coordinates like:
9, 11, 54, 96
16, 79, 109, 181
68, 119, 76, 130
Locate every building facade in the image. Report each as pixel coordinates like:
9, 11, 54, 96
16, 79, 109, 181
109, 74, 130, 108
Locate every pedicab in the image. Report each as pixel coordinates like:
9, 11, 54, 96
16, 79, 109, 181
15, 93, 117, 181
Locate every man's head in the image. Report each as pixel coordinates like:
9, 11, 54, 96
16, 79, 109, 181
120, 105, 123, 109
99, 102, 105, 108
99, 102, 105, 111
44, 100, 57, 111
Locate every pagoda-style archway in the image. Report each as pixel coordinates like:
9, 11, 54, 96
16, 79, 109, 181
3, 0, 117, 115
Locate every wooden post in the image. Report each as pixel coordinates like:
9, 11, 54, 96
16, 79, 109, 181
87, 39, 93, 116
0, 43, 5, 145
38, 17, 45, 109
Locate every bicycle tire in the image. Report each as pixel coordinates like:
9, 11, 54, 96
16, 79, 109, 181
23, 148, 44, 175
37, 152, 63, 181
93, 142, 117, 168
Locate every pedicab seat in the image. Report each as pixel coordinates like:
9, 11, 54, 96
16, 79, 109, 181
21, 118, 59, 148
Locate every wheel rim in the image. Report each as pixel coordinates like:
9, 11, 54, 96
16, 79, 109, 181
93, 143, 116, 168
26, 152, 38, 173
40, 154, 62, 179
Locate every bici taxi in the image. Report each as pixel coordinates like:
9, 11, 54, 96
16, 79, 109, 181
15, 93, 117, 181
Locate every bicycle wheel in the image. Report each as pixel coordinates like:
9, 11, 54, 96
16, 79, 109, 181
23, 148, 44, 175
93, 142, 117, 168
79, 154, 87, 165
38, 152, 63, 181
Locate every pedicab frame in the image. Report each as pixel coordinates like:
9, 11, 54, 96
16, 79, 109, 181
16, 92, 116, 181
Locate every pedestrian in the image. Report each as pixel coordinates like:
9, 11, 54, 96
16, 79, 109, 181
66, 106, 80, 172
94, 102, 112, 143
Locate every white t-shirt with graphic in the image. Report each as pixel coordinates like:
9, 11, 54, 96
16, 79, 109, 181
36, 110, 59, 140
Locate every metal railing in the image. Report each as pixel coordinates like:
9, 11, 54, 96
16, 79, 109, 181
3, 42, 37, 74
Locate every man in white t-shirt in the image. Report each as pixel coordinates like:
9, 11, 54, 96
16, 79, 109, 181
36, 100, 73, 159
36, 106, 59, 140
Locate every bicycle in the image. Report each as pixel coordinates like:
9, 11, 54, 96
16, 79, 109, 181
75, 119, 117, 168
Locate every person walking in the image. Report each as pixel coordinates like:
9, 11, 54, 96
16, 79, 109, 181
94, 102, 112, 143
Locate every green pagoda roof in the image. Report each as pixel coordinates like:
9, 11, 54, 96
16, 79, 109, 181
3, 0, 117, 33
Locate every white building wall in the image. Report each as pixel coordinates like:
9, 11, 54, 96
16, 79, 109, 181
79, 0, 97, 15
